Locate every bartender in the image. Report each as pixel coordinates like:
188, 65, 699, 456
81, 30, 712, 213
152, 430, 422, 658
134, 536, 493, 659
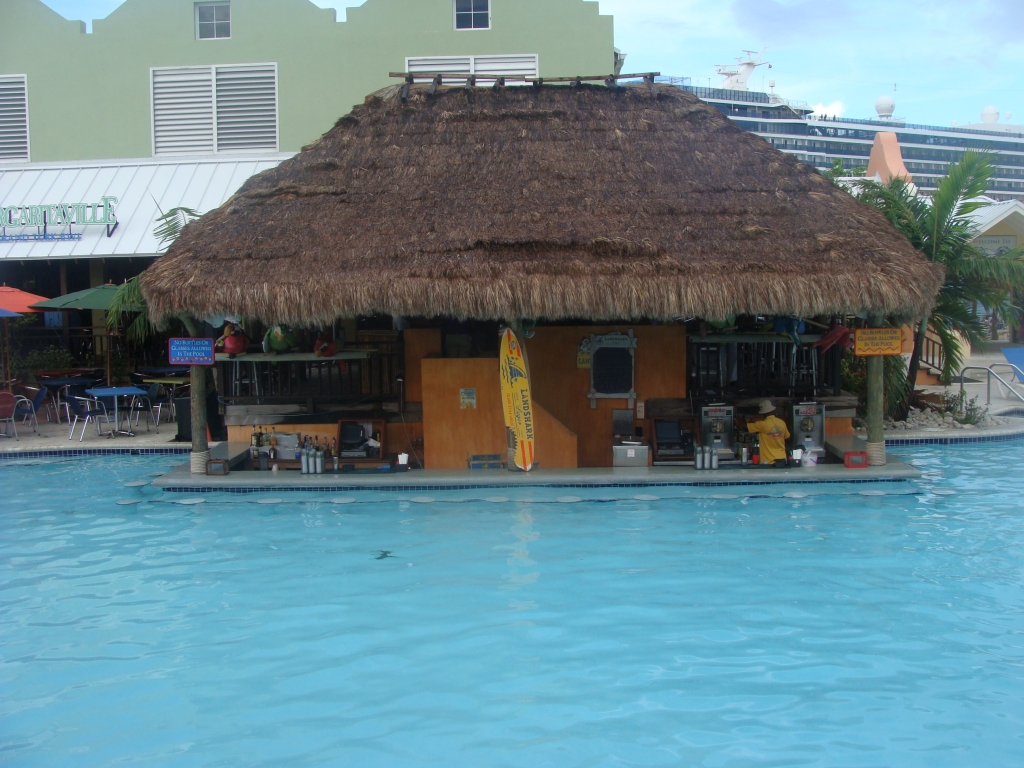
747, 399, 791, 467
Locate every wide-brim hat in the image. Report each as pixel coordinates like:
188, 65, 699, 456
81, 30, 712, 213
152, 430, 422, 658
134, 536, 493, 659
758, 399, 775, 415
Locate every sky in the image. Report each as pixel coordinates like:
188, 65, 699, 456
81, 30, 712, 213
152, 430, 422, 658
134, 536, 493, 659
40, 0, 1024, 127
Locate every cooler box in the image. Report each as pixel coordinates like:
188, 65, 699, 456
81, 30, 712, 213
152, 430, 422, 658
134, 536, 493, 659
844, 451, 870, 469
613, 444, 649, 467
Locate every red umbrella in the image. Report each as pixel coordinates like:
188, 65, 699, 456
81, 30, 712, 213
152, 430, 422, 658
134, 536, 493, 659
0, 285, 46, 390
0, 285, 48, 314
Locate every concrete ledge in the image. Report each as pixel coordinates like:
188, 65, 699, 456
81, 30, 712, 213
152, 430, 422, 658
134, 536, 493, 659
153, 452, 920, 492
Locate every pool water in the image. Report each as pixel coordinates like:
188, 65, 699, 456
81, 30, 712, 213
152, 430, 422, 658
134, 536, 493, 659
2, 444, 1023, 767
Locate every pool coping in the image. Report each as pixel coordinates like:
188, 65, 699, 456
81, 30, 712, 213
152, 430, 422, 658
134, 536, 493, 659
141, 442, 925, 492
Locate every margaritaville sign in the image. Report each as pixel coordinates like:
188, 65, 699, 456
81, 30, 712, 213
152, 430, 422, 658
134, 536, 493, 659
0, 196, 118, 242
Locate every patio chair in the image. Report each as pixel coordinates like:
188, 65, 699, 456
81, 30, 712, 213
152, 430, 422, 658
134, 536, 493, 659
0, 391, 18, 440
127, 383, 163, 433
13, 395, 37, 434
65, 396, 113, 441
15, 387, 54, 432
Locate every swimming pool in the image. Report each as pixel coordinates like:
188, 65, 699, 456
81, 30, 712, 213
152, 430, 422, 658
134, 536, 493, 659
2, 443, 1023, 766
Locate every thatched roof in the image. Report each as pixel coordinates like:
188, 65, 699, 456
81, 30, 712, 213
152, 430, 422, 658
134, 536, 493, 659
142, 82, 942, 325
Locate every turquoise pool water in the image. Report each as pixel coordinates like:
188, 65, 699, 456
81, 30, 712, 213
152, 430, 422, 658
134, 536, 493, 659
2, 444, 1023, 766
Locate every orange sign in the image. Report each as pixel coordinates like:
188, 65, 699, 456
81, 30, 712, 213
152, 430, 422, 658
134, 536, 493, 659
854, 328, 903, 356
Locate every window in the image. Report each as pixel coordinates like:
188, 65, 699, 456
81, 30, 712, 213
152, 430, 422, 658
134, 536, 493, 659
196, 2, 230, 39
0, 74, 30, 161
151, 63, 277, 155
455, 0, 489, 30
406, 54, 538, 85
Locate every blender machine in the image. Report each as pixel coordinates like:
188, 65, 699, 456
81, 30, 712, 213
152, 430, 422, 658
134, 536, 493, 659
700, 404, 735, 461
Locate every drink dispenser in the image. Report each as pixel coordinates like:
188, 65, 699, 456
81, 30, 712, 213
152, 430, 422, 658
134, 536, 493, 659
700, 404, 735, 460
791, 402, 826, 458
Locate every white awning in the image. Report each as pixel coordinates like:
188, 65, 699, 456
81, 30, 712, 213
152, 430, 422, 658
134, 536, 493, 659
0, 153, 292, 260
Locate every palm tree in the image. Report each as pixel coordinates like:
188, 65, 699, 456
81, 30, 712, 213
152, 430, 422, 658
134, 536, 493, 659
856, 152, 1024, 419
106, 207, 200, 339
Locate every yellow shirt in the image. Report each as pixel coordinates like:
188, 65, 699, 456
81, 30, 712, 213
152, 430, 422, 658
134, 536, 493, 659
747, 415, 791, 464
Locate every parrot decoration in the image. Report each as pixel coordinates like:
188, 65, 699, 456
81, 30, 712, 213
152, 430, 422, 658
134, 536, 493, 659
262, 325, 300, 354
215, 323, 249, 358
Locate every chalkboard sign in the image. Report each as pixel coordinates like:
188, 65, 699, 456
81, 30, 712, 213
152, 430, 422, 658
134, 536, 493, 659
169, 337, 215, 366
593, 347, 633, 394
588, 331, 637, 407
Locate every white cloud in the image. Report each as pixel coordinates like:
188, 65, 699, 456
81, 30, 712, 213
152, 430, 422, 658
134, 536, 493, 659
810, 101, 846, 118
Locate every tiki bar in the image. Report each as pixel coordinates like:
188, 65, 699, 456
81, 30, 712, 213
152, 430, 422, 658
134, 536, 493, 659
140, 79, 943, 485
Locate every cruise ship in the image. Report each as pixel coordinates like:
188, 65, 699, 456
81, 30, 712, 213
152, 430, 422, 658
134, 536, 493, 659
658, 51, 1024, 201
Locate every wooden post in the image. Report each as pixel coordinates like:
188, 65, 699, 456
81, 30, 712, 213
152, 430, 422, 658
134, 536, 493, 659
181, 317, 210, 473
865, 316, 886, 466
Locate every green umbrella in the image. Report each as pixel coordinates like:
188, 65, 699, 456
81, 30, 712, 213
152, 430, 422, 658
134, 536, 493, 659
29, 284, 140, 311
30, 284, 140, 386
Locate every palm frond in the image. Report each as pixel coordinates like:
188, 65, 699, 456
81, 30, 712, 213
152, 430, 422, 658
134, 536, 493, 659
154, 207, 202, 250
106, 277, 156, 345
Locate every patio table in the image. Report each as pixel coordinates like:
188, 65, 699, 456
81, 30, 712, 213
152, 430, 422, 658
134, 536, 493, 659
85, 386, 147, 436
140, 366, 190, 376
142, 378, 190, 421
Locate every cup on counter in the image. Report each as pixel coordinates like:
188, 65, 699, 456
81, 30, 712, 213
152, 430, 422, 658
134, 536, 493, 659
398, 453, 409, 466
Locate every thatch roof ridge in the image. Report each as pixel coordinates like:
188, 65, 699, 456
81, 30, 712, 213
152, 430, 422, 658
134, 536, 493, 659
142, 82, 942, 324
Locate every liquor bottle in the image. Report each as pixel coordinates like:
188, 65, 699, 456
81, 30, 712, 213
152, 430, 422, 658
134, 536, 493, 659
331, 437, 337, 458
257, 425, 264, 447
270, 427, 277, 448
250, 425, 257, 447
269, 444, 276, 461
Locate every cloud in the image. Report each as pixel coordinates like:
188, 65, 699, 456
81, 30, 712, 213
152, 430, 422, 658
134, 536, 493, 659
810, 101, 846, 118
730, 0, 855, 42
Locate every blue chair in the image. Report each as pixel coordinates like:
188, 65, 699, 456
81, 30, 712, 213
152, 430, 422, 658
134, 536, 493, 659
65, 396, 113, 441
15, 387, 51, 433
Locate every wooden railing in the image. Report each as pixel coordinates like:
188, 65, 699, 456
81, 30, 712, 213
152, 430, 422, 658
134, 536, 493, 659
921, 333, 945, 375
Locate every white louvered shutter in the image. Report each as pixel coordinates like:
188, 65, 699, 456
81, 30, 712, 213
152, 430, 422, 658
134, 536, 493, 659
405, 54, 538, 85
152, 67, 214, 155
406, 56, 473, 83
214, 64, 278, 152
0, 75, 30, 162
472, 54, 539, 82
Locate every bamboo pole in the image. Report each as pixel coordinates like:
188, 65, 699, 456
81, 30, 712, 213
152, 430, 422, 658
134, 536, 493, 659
181, 317, 210, 473
3, 317, 9, 391
865, 317, 886, 466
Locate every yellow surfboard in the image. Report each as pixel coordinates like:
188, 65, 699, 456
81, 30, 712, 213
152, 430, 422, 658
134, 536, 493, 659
499, 327, 535, 471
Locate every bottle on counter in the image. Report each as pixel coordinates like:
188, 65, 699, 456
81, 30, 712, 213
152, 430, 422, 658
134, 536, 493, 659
300, 444, 309, 474
315, 448, 324, 474
695, 447, 703, 470
711, 449, 719, 470
269, 443, 276, 461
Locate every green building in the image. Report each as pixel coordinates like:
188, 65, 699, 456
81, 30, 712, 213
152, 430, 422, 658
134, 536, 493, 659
1, 0, 616, 164
0, 0, 615, 352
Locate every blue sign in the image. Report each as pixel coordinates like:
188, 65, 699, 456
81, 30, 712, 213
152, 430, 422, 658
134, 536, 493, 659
169, 337, 215, 366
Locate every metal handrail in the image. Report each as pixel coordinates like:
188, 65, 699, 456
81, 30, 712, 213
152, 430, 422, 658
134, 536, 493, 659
959, 365, 1024, 405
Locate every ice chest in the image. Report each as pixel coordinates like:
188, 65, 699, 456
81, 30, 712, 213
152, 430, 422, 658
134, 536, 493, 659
613, 444, 649, 467
844, 451, 870, 469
